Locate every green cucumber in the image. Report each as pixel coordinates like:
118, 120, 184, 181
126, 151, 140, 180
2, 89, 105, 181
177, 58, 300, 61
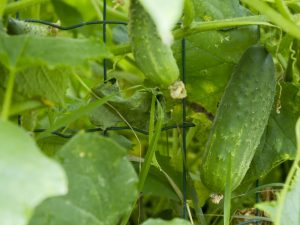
128, 0, 179, 87
200, 45, 276, 193
7, 17, 57, 36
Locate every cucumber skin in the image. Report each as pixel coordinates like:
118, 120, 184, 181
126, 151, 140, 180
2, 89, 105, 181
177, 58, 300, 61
128, 0, 179, 87
200, 46, 276, 193
7, 18, 54, 36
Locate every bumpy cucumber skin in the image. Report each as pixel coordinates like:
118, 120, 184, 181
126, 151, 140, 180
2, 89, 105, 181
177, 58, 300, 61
128, 0, 179, 87
200, 46, 276, 193
7, 18, 55, 36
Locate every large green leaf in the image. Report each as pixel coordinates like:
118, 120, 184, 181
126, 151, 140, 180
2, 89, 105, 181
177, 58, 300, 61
0, 34, 112, 69
0, 120, 67, 225
245, 83, 300, 183
0, 65, 69, 105
15, 67, 69, 105
173, 0, 259, 113
141, 218, 192, 225
29, 133, 138, 225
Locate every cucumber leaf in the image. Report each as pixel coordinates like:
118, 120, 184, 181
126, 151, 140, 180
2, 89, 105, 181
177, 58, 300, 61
142, 218, 192, 225
173, 0, 259, 113
256, 118, 300, 225
0, 76, 43, 116
51, 0, 97, 22
256, 170, 300, 225
0, 121, 67, 225
142, 165, 180, 200
51, 0, 83, 26
245, 83, 300, 183
36, 95, 114, 139
0, 65, 70, 106
0, 34, 112, 70
256, 117, 300, 225
90, 81, 152, 129
37, 136, 68, 157
29, 133, 138, 225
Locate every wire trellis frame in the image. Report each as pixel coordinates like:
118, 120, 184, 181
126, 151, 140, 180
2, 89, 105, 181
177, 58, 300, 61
12, 0, 264, 224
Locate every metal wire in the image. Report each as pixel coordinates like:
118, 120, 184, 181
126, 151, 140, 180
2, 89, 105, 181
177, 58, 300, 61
34, 128, 74, 138
236, 219, 264, 225
102, 0, 107, 81
181, 38, 188, 219
24, 19, 127, 29
33, 122, 195, 138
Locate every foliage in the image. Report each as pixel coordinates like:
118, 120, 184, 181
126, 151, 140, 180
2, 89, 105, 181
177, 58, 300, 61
141, 218, 191, 225
0, 121, 67, 225
256, 118, 300, 225
0, 0, 300, 225
29, 133, 138, 225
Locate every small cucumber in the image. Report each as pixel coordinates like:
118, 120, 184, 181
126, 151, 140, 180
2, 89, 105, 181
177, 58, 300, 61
200, 45, 276, 193
7, 17, 57, 36
128, 0, 179, 87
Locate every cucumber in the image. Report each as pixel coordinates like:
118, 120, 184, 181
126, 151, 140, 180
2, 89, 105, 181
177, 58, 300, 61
128, 0, 179, 87
200, 45, 276, 193
7, 17, 57, 36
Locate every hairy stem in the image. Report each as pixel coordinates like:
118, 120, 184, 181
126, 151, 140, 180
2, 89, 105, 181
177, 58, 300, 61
242, 0, 300, 40
1, 68, 16, 121
275, 0, 294, 20
173, 15, 273, 39
112, 16, 274, 56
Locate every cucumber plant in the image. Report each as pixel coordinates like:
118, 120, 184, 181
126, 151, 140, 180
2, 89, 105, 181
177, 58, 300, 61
1, 0, 300, 225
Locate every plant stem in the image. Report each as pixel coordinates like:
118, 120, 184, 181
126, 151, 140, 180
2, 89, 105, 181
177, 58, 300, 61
111, 16, 273, 56
263, 0, 300, 4
4, 0, 49, 14
173, 15, 273, 39
138, 101, 163, 191
242, 0, 300, 40
120, 101, 164, 225
110, 43, 132, 56
224, 156, 232, 225
275, 0, 294, 20
1, 68, 16, 121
